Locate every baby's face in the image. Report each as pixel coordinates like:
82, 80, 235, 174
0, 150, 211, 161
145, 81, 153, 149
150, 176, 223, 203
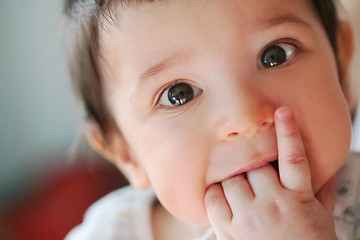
100, 0, 352, 226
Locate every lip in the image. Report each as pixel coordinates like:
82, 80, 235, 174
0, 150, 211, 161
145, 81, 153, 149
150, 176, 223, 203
220, 155, 278, 182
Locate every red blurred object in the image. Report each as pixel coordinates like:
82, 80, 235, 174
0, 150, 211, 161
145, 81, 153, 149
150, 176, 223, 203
0, 154, 128, 240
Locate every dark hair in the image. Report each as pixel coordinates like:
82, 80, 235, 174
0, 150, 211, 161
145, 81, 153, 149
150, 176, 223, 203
62, 0, 339, 141
312, 0, 338, 55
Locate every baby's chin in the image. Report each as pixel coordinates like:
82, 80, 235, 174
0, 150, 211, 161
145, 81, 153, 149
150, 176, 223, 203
156, 194, 212, 228
171, 211, 212, 229
182, 205, 213, 227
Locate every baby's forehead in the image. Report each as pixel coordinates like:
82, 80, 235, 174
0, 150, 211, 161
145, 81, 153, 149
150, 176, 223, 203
98, 0, 324, 82
108, 0, 316, 19
103, 0, 317, 35
100, 0, 319, 55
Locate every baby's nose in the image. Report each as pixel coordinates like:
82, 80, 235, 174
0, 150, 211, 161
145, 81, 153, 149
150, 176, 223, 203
215, 102, 275, 140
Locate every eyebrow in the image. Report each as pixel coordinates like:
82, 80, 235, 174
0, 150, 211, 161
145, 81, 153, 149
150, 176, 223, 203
265, 15, 312, 29
138, 52, 189, 84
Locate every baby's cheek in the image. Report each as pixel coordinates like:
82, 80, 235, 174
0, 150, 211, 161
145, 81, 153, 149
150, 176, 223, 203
307, 142, 349, 195
294, 97, 351, 194
152, 178, 211, 226
137, 123, 212, 226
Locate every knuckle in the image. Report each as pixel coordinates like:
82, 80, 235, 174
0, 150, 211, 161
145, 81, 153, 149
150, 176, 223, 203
284, 151, 306, 164
205, 187, 222, 209
222, 175, 244, 188
282, 126, 299, 138
205, 194, 219, 209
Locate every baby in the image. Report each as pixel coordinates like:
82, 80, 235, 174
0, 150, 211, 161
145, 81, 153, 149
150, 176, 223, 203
63, 0, 357, 239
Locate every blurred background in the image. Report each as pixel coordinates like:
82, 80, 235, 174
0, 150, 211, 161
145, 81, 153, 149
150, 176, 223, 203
0, 0, 359, 239
0, 0, 79, 209
0, 1, 127, 239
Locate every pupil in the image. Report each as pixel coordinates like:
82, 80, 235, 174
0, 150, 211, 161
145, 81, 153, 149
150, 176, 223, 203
168, 83, 194, 106
261, 45, 287, 68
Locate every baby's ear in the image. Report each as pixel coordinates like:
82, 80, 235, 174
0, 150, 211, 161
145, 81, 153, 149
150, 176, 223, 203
85, 121, 151, 190
337, 21, 354, 108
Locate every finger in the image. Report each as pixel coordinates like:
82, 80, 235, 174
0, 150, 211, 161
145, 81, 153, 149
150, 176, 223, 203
205, 183, 232, 227
316, 176, 337, 214
246, 164, 281, 197
275, 107, 312, 195
222, 174, 254, 212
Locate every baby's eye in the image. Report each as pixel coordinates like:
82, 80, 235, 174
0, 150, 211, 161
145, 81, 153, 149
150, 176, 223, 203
159, 82, 202, 107
259, 43, 297, 68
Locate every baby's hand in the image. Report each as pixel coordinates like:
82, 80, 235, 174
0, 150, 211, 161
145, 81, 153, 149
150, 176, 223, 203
204, 107, 337, 240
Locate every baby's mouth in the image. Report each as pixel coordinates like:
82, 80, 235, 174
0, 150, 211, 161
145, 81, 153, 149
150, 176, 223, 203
270, 160, 279, 175
220, 157, 279, 183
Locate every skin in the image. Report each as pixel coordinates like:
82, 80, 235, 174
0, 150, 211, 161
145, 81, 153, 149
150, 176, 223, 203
205, 107, 339, 239
92, 0, 353, 238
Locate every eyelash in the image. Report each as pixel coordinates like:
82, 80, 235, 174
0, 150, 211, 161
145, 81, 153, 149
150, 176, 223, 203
153, 80, 202, 109
258, 39, 302, 69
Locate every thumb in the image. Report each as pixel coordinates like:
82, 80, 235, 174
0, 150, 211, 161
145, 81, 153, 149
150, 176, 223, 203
316, 176, 337, 214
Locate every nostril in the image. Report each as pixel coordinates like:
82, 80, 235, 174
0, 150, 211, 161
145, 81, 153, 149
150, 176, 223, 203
228, 132, 239, 137
262, 120, 273, 127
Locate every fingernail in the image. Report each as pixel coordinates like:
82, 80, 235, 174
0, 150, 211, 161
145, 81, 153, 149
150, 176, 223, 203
276, 108, 293, 121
